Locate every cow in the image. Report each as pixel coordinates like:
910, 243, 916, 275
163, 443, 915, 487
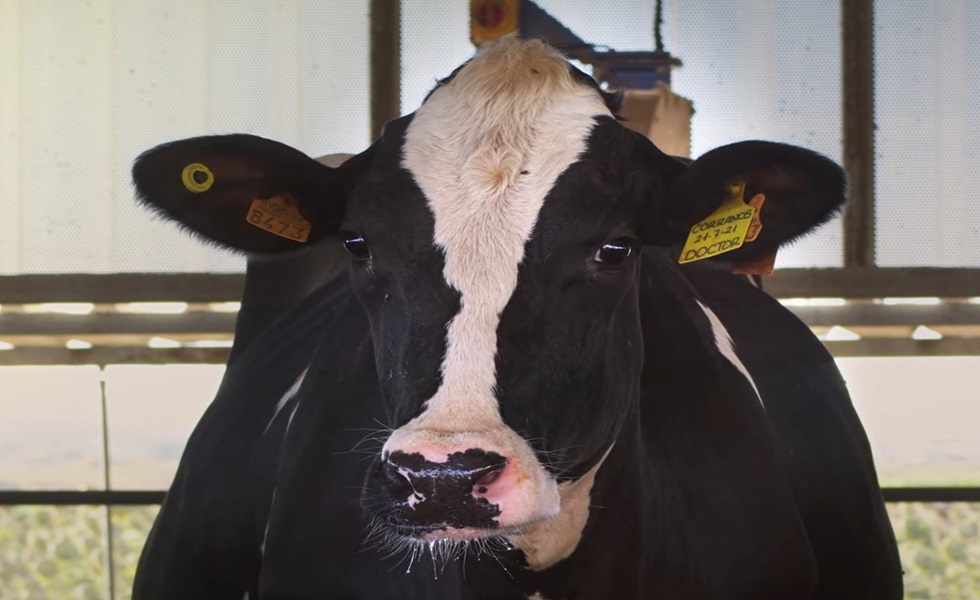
131, 37, 902, 599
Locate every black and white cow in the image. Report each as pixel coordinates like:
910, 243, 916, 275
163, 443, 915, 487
131, 38, 902, 599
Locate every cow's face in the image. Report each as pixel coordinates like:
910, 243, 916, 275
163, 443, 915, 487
131, 37, 845, 565
345, 41, 665, 545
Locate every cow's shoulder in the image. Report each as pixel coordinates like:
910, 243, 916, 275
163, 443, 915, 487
633, 251, 819, 597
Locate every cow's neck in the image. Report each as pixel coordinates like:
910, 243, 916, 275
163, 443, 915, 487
507, 443, 617, 570
497, 417, 647, 599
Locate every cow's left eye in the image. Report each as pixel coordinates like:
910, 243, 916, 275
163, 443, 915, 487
343, 234, 371, 261
594, 239, 634, 265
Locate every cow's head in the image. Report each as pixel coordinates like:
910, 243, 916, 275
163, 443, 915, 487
132, 38, 844, 564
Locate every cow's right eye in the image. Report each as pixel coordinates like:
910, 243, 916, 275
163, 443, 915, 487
342, 234, 371, 260
593, 238, 634, 266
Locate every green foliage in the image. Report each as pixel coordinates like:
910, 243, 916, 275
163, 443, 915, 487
887, 503, 980, 599
0, 506, 107, 600
0, 503, 977, 598
110, 507, 159, 600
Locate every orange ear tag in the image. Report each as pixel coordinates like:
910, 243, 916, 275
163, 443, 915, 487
245, 194, 311, 242
744, 193, 766, 243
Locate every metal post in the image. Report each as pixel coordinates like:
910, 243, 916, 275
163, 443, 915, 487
842, 0, 875, 267
99, 370, 117, 600
370, 0, 401, 140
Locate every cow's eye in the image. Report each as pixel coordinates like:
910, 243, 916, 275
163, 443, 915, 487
342, 234, 371, 260
594, 239, 634, 266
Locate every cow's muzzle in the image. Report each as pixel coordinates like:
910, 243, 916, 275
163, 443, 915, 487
380, 449, 507, 534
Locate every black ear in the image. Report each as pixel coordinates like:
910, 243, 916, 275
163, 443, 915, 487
646, 141, 846, 263
132, 134, 357, 253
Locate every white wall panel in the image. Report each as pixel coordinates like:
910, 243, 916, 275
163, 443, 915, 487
300, 0, 371, 155
875, 0, 980, 267
20, 2, 108, 273
0, 0, 23, 273
1, 0, 369, 274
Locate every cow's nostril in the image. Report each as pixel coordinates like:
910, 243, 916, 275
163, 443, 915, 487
474, 466, 503, 491
381, 460, 414, 497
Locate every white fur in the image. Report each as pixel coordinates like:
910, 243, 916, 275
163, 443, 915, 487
264, 368, 308, 435
261, 379, 306, 557
260, 488, 277, 555
696, 300, 763, 407
386, 37, 612, 529
509, 445, 613, 570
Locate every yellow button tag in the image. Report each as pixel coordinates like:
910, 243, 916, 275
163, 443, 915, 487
181, 163, 214, 193
246, 194, 311, 242
678, 181, 756, 264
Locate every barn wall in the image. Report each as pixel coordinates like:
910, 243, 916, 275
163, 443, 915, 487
0, 0, 370, 275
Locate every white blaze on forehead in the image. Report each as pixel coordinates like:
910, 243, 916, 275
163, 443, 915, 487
401, 37, 612, 428
696, 300, 763, 407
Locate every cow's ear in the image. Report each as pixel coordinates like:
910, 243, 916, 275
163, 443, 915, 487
132, 134, 359, 253
643, 141, 846, 263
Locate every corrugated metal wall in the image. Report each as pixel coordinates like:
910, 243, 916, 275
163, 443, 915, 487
0, 0, 369, 274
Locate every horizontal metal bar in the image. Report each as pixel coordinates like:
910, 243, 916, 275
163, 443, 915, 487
824, 338, 980, 357
1, 331, 978, 365
4, 269, 980, 305
0, 488, 974, 506
0, 490, 166, 505
0, 268, 976, 302
792, 303, 980, 327
766, 268, 980, 299
881, 487, 980, 503
0, 346, 230, 366
4, 305, 978, 336
0, 273, 245, 304
0, 312, 236, 336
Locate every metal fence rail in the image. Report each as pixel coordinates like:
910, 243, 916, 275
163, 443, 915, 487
0, 487, 978, 506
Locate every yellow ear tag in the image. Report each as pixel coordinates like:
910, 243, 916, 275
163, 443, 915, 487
245, 194, 311, 243
181, 163, 214, 193
678, 180, 756, 264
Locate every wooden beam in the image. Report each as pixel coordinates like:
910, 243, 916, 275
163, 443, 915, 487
824, 338, 980, 357
0, 312, 236, 336
789, 303, 980, 327
765, 268, 980, 298
0, 346, 229, 366
0, 273, 244, 304
370, 0, 401, 139
4, 268, 980, 305
841, 0, 876, 267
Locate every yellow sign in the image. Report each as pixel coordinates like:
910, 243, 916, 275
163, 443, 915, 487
245, 194, 311, 243
678, 181, 756, 264
181, 163, 214, 193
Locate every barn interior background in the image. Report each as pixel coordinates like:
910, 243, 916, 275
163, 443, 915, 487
0, 0, 978, 598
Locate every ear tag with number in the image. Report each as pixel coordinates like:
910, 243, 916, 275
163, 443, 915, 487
245, 194, 311, 243
678, 180, 756, 264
